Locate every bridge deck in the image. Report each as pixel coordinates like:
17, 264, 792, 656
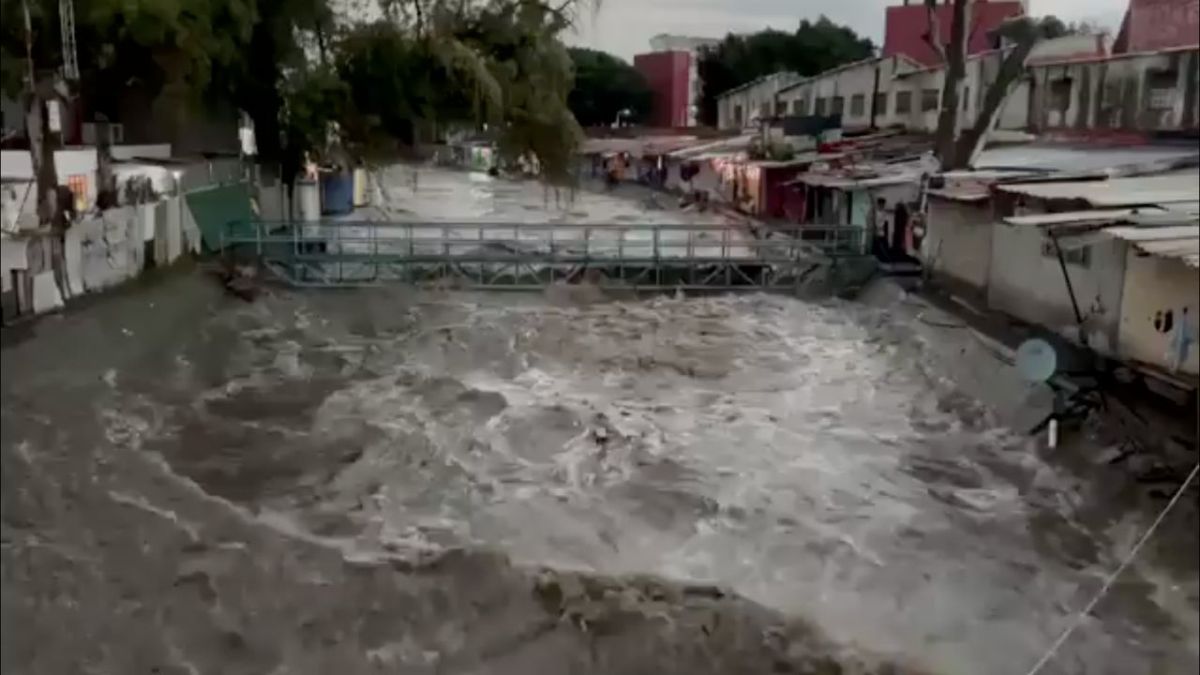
220, 220, 872, 291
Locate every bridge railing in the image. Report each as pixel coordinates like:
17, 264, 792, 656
219, 220, 869, 263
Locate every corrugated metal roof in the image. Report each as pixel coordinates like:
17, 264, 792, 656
973, 144, 1200, 173
1004, 207, 1165, 227
718, 71, 801, 98
787, 172, 920, 189
926, 188, 990, 202
668, 135, 753, 159
994, 172, 1200, 206
1105, 222, 1200, 268
1104, 224, 1200, 241
581, 136, 702, 157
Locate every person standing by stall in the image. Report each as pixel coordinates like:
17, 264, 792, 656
891, 202, 910, 261
869, 197, 890, 260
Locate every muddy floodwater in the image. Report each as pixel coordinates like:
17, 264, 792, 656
2, 169, 1197, 675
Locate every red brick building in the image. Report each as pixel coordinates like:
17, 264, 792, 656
882, 0, 1026, 67
1112, 0, 1200, 53
633, 51, 692, 128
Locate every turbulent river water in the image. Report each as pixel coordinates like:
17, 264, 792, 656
2, 168, 1197, 675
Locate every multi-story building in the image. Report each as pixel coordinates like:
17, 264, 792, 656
716, 72, 805, 130
716, 0, 1199, 137
634, 34, 720, 127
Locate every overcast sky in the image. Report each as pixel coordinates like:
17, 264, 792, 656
566, 0, 1129, 60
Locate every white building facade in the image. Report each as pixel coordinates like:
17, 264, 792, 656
716, 72, 804, 130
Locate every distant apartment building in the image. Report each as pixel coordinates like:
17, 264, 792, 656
634, 52, 691, 128
634, 34, 719, 127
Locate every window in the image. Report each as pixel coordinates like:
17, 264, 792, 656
874, 93, 889, 116
895, 91, 913, 114
962, 86, 970, 112
792, 98, 808, 115
776, 100, 787, 116
815, 97, 827, 115
921, 88, 939, 112
1041, 238, 1091, 267
1050, 78, 1073, 111
1149, 87, 1176, 110
1147, 70, 1178, 110
849, 94, 865, 117
758, 102, 769, 119
733, 105, 743, 125
831, 96, 845, 115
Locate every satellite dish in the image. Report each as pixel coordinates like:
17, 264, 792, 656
1016, 338, 1057, 383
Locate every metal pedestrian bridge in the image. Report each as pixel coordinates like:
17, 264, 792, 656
219, 220, 874, 293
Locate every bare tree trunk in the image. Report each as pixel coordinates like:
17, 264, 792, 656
951, 32, 1038, 170
925, 0, 970, 169
96, 116, 117, 209
21, 0, 63, 228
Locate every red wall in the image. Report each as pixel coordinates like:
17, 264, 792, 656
1116, 0, 1200, 53
883, 0, 1025, 66
633, 51, 691, 128
760, 165, 808, 220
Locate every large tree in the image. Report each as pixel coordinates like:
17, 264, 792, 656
2, 0, 588, 190
696, 17, 875, 126
923, 0, 1051, 170
333, 0, 583, 181
566, 47, 651, 127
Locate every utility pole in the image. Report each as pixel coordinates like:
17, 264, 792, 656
22, 0, 64, 228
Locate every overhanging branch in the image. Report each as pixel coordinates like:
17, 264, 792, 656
923, 0, 948, 65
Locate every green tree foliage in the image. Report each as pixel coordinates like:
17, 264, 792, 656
696, 17, 875, 125
332, 1, 583, 181
566, 47, 651, 127
1, 0, 245, 101
2, 0, 585, 182
1037, 15, 1070, 40
1035, 15, 1098, 40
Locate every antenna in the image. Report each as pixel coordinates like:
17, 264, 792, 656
60, 0, 79, 81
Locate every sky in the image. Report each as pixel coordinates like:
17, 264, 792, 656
565, 0, 1130, 61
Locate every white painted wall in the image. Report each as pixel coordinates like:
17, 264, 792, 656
111, 144, 172, 160
1028, 49, 1200, 132
922, 197, 994, 293
1, 179, 36, 232
771, 52, 1021, 134
76, 206, 143, 292
717, 72, 802, 129
1117, 251, 1199, 375
1, 148, 99, 209
988, 222, 1128, 354
998, 79, 1031, 130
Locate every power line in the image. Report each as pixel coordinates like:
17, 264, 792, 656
1023, 461, 1200, 675
60, 0, 79, 81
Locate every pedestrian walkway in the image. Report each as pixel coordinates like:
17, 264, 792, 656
219, 219, 873, 292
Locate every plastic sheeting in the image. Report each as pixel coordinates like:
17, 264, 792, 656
31, 271, 63, 313
185, 183, 254, 250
